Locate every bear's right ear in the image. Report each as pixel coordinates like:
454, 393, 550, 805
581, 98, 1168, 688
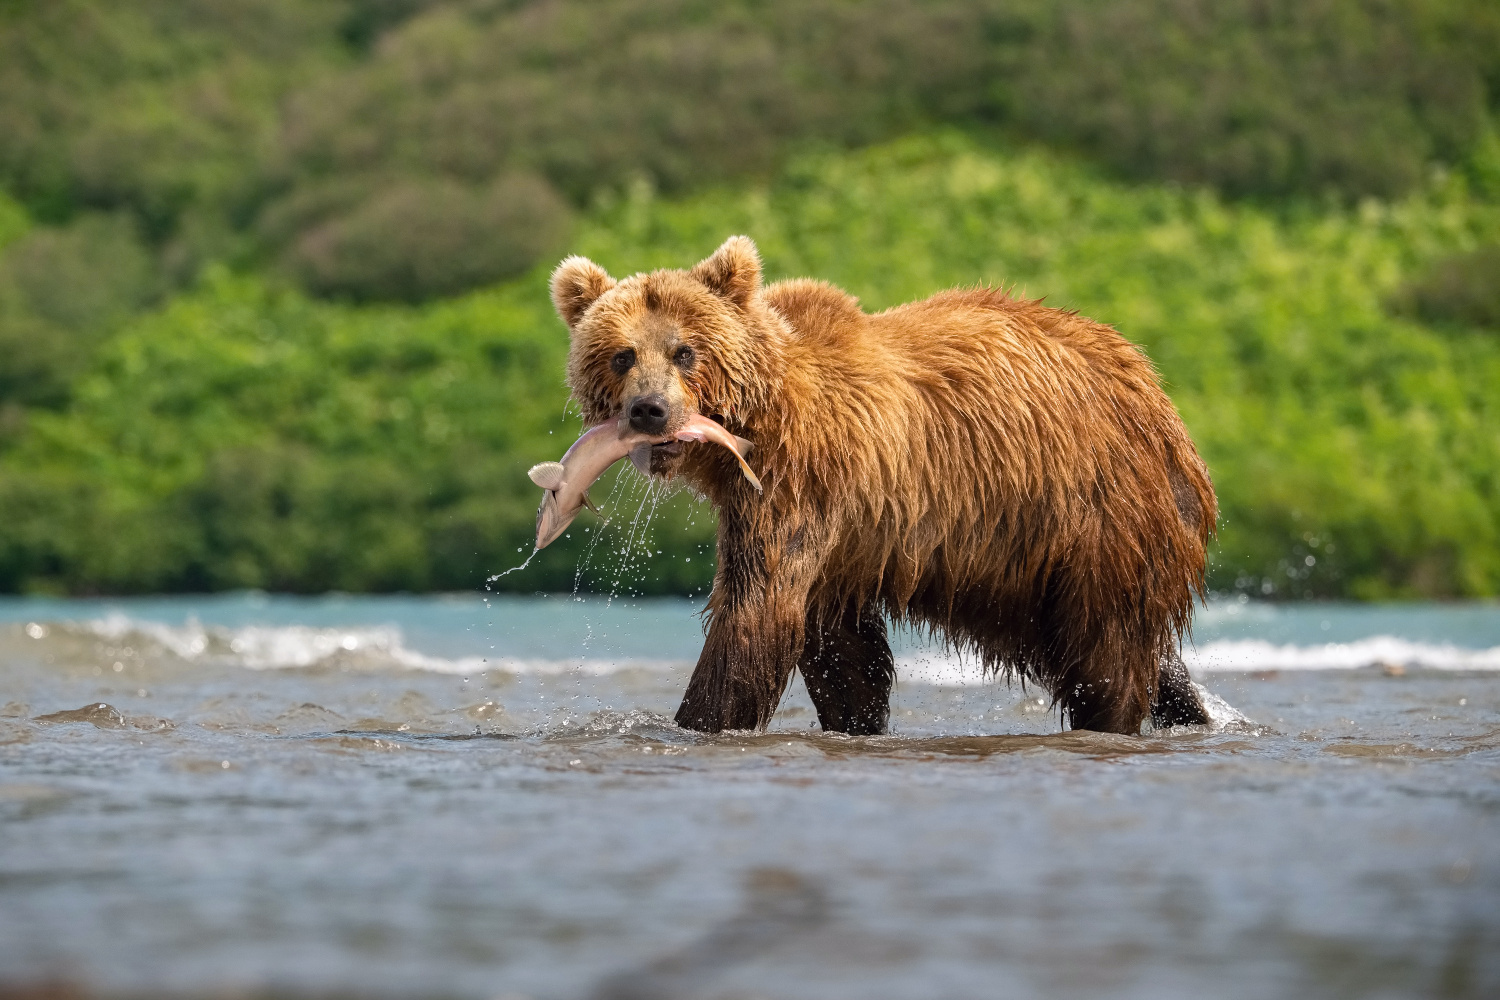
550, 256, 616, 327
690, 235, 761, 310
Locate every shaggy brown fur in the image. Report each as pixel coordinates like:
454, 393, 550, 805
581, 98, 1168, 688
550, 236, 1217, 735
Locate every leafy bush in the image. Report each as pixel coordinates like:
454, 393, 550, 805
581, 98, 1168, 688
0, 189, 26, 249
1395, 243, 1500, 330
275, 0, 1500, 207
282, 173, 571, 302
1012, 0, 1500, 199
0, 212, 160, 406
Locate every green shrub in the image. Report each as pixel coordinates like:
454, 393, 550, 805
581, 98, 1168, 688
282, 173, 571, 302
1013, 0, 1500, 199
0, 212, 160, 406
1395, 244, 1500, 330
339, 0, 442, 50
0, 189, 26, 250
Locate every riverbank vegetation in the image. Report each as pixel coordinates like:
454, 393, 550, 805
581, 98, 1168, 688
2, 1, 1498, 598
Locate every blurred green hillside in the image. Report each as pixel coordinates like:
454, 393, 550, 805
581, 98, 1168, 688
1, 1, 1499, 598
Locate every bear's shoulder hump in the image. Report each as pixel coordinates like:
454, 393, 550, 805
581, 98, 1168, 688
763, 279, 864, 338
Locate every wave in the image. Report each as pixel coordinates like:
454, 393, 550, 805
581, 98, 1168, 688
1183, 637, 1500, 672
15, 613, 678, 677
82, 612, 486, 674
889, 636, 1500, 684
9, 614, 1500, 679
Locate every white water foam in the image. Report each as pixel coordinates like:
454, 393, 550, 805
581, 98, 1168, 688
895, 635, 1500, 687
20, 615, 1500, 679
1183, 637, 1500, 673
81, 612, 489, 674
40, 613, 678, 677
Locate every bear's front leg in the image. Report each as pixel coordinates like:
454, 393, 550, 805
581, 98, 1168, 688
674, 516, 820, 733
674, 599, 805, 732
798, 601, 894, 735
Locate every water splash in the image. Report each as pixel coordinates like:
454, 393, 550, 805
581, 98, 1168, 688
486, 549, 537, 587
604, 478, 664, 607
571, 463, 633, 595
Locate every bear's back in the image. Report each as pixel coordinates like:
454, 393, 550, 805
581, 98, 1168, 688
759, 278, 1203, 532
766, 280, 1162, 416
763, 278, 869, 350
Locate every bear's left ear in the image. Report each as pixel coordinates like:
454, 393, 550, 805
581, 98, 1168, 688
550, 255, 616, 328
690, 235, 761, 310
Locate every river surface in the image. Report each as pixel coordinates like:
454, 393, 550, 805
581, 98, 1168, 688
1, 594, 1497, 999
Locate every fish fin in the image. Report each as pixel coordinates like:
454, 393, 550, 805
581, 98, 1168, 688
733, 434, 754, 456
582, 492, 601, 514
528, 461, 567, 491
735, 455, 763, 493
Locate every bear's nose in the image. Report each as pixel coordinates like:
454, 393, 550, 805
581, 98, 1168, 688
627, 394, 670, 436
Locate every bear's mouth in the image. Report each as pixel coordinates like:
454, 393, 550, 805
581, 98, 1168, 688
639, 414, 725, 474
645, 439, 683, 474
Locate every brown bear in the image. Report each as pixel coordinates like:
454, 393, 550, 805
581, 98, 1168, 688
549, 235, 1216, 735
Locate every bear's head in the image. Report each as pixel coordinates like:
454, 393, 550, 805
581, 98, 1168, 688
550, 235, 785, 482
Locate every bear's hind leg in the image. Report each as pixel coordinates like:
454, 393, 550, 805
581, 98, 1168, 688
1044, 616, 1152, 735
1150, 652, 1210, 728
1060, 680, 1150, 734
798, 603, 895, 735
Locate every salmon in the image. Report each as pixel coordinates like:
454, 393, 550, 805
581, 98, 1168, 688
529, 414, 759, 549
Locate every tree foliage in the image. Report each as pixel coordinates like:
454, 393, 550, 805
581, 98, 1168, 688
1395, 243, 1500, 330
2, 0, 1497, 306
1, 134, 1496, 598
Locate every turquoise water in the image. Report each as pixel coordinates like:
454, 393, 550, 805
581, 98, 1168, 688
1, 594, 1497, 998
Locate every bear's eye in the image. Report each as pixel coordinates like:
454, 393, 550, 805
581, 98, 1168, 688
610, 349, 636, 376
673, 345, 696, 368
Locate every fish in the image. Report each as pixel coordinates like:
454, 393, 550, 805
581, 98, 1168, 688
529, 414, 761, 550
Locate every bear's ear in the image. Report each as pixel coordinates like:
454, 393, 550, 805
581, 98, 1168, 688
690, 235, 761, 310
550, 255, 616, 327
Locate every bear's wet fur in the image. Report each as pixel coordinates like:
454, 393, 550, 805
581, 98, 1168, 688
551, 236, 1216, 735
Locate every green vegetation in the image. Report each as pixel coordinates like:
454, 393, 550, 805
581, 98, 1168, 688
2, 1, 1497, 314
2, 1, 1499, 598
1010, 0, 1500, 200
0, 269, 715, 594
1396, 243, 1500, 330
2, 132, 1497, 598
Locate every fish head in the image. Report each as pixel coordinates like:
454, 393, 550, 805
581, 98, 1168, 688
534, 488, 573, 551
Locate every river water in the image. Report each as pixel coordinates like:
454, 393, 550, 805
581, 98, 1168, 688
1, 593, 1497, 999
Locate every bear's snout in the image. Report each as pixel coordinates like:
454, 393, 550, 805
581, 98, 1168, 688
627, 393, 671, 436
